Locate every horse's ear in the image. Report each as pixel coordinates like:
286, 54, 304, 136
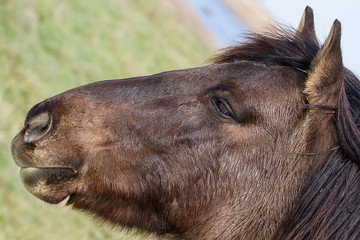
305, 20, 344, 107
297, 6, 318, 45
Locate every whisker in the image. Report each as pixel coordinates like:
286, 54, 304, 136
277, 146, 340, 156
301, 104, 337, 112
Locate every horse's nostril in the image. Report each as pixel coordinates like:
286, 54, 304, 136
24, 112, 52, 143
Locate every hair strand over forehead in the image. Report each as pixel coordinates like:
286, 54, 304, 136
210, 28, 320, 72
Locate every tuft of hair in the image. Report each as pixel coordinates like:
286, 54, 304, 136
338, 70, 360, 162
209, 27, 320, 72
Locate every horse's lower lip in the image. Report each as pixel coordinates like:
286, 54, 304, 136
19, 167, 78, 204
20, 167, 78, 186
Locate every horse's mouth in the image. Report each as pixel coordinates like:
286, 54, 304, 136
20, 167, 78, 204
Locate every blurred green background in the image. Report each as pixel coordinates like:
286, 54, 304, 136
0, 0, 212, 239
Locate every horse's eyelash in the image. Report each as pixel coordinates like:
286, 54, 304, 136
211, 97, 234, 119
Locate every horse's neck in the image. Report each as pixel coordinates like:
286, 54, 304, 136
276, 150, 360, 239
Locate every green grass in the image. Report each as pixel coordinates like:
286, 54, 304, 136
0, 0, 213, 239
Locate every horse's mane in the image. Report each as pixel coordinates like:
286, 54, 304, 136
211, 29, 360, 239
209, 28, 319, 71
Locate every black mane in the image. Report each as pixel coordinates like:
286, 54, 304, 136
212, 29, 360, 239
210, 28, 320, 71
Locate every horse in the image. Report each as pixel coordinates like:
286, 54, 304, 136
11, 7, 360, 240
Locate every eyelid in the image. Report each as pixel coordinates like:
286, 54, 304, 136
210, 97, 235, 119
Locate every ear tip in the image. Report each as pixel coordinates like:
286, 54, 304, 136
298, 6, 318, 44
331, 20, 342, 36
333, 19, 341, 28
302, 6, 314, 21
305, 6, 314, 15
304, 6, 314, 21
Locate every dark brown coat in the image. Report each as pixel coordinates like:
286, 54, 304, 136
11, 7, 360, 240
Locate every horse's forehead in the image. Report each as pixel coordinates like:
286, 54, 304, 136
201, 63, 304, 97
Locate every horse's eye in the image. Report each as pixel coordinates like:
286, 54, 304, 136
211, 97, 234, 119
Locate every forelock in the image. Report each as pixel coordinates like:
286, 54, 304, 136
209, 27, 320, 72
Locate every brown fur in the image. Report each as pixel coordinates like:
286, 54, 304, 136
11, 7, 360, 240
